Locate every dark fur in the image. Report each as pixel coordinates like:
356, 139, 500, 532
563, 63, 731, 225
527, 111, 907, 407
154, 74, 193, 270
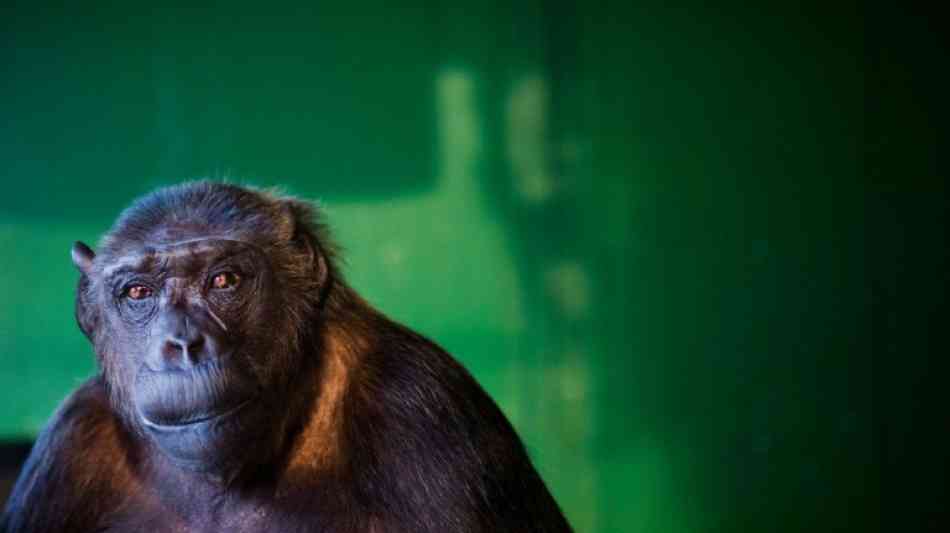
1, 182, 571, 532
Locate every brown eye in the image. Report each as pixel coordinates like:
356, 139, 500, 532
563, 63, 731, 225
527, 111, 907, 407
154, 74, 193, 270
126, 285, 152, 300
212, 271, 240, 290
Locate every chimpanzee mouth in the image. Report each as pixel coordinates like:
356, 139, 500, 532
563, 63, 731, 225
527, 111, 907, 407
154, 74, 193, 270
134, 361, 259, 430
140, 396, 254, 430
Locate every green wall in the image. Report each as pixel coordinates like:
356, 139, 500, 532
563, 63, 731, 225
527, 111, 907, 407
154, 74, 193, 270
1, 3, 882, 531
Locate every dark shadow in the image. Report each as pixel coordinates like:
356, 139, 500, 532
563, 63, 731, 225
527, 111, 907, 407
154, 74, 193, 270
0, 440, 32, 507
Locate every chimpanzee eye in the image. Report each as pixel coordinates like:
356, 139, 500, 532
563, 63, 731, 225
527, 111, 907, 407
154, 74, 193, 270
212, 271, 241, 290
125, 285, 153, 300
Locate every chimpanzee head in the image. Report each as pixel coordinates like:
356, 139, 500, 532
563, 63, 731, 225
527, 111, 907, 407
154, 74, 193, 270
70, 182, 333, 474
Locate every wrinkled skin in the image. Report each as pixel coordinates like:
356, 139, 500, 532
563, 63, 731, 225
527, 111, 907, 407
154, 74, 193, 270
0, 182, 572, 533
109, 238, 278, 473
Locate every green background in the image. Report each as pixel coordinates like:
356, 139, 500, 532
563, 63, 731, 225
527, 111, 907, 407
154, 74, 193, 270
3, 2, 928, 531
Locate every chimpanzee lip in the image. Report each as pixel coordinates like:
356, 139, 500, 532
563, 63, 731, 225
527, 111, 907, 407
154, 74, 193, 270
140, 396, 254, 431
135, 358, 259, 431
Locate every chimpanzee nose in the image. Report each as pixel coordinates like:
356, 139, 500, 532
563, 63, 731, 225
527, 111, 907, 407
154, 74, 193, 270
162, 332, 206, 368
151, 308, 215, 371
147, 299, 225, 373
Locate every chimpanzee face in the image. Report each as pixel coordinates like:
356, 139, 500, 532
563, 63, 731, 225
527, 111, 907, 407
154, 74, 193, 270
70, 184, 328, 476
74, 236, 286, 471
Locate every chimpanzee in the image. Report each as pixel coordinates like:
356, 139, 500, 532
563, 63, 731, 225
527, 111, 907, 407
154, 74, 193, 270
0, 182, 572, 533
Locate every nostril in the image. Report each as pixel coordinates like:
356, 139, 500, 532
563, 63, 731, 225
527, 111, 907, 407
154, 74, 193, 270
187, 336, 205, 354
163, 339, 184, 355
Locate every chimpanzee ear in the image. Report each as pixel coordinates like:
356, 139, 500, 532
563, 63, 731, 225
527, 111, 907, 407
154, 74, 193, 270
71, 241, 95, 276
277, 200, 329, 290
70, 241, 98, 340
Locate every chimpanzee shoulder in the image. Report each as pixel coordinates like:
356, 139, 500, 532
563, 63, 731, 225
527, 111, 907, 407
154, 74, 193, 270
1, 377, 135, 533
1, 182, 572, 533
343, 317, 572, 532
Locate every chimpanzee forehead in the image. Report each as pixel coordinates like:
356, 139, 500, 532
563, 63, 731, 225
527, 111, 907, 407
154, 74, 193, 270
102, 238, 262, 278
